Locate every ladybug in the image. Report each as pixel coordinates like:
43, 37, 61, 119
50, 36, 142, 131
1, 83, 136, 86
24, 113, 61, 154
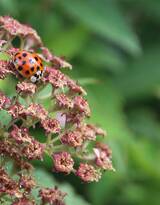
13, 50, 44, 83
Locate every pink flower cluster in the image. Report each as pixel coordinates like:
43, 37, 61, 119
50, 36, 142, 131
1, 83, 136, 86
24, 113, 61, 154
0, 16, 114, 204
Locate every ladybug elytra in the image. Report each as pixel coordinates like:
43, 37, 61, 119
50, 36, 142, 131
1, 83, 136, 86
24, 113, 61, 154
13, 50, 44, 83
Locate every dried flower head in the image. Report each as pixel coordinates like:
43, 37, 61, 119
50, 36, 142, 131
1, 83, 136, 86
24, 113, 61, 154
76, 163, 101, 182
16, 160, 33, 171
61, 130, 83, 147
19, 175, 36, 192
10, 125, 32, 144
41, 118, 61, 134
0, 167, 22, 198
93, 142, 114, 171
12, 197, 35, 205
0, 138, 21, 159
67, 78, 86, 95
52, 152, 74, 174
22, 139, 45, 160
65, 111, 85, 125
0, 16, 42, 47
39, 187, 66, 205
79, 123, 106, 141
0, 60, 14, 79
8, 102, 25, 119
73, 96, 91, 117
43, 67, 68, 89
0, 91, 11, 110
16, 82, 37, 95
24, 103, 48, 121
55, 93, 73, 109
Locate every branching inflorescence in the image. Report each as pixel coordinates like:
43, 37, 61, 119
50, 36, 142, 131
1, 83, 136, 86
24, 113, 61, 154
0, 16, 114, 205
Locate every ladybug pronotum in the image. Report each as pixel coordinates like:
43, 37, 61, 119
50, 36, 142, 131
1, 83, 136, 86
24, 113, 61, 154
13, 50, 44, 83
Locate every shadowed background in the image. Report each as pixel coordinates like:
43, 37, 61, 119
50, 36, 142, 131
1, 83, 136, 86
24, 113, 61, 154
0, 0, 160, 205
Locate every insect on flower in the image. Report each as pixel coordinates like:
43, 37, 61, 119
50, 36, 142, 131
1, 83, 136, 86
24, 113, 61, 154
13, 50, 45, 83
0, 15, 114, 204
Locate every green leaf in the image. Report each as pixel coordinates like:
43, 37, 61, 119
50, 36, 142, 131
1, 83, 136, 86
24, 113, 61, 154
0, 0, 18, 15
119, 183, 147, 204
122, 0, 160, 20
37, 84, 52, 101
86, 80, 134, 141
78, 77, 99, 86
0, 52, 10, 61
114, 46, 160, 99
129, 139, 160, 181
60, 184, 91, 205
0, 110, 12, 126
81, 41, 126, 73
51, 25, 89, 58
58, 0, 141, 55
84, 80, 137, 178
128, 108, 160, 142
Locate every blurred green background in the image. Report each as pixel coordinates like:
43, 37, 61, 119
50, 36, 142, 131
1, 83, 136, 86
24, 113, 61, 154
0, 0, 160, 204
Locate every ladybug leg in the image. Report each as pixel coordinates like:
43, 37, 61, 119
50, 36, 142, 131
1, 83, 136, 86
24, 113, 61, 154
41, 66, 46, 77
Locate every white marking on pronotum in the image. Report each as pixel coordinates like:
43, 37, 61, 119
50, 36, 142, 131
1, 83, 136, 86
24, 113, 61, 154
30, 76, 37, 83
29, 58, 36, 64
36, 70, 41, 75
14, 59, 19, 64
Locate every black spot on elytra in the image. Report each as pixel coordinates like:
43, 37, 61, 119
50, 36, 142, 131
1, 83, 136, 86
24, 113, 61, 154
34, 56, 38, 61
37, 66, 40, 70
18, 66, 23, 71
40, 63, 42, 66
31, 67, 35, 72
25, 70, 30, 75
18, 56, 22, 60
22, 53, 27, 57
22, 61, 26, 65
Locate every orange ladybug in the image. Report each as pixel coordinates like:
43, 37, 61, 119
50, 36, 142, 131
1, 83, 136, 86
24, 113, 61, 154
13, 50, 44, 83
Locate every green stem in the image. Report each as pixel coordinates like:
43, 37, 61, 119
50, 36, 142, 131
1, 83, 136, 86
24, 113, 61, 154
0, 156, 6, 167
50, 135, 60, 143
53, 144, 66, 151
46, 133, 52, 144
20, 37, 25, 49
6, 118, 19, 130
